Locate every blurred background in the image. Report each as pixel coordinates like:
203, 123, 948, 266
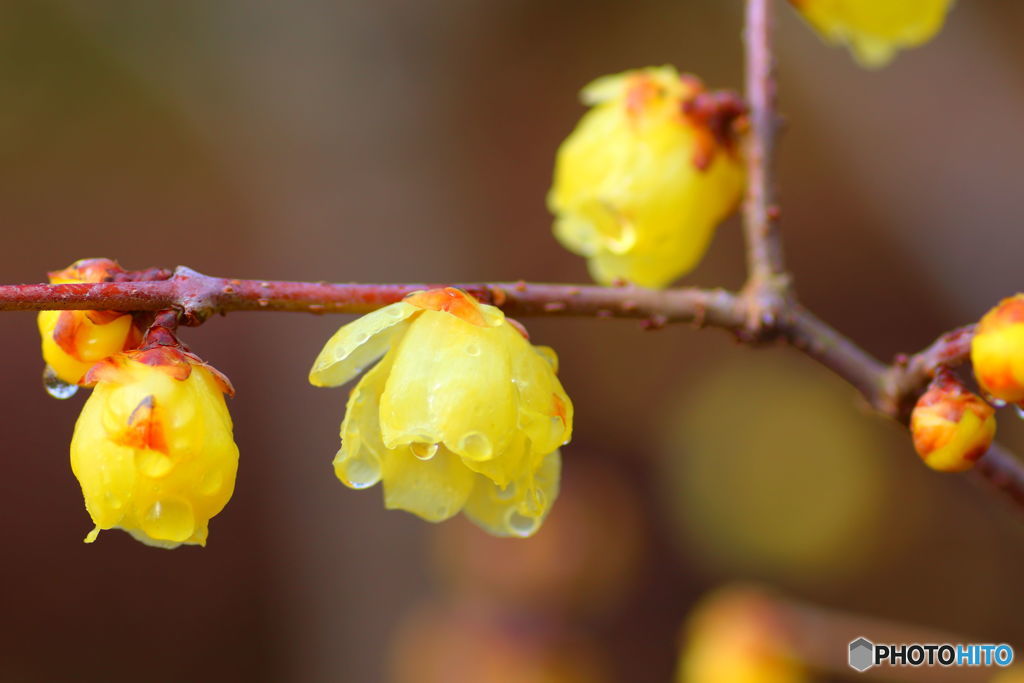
1, 0, 1023, 681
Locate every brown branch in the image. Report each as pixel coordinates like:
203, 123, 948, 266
741, 0, 790, 330
0, 268, 748, 328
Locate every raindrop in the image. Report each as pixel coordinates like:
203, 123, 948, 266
386, 306, 407, 319
353, 331, 370, 344
987, 395, 1007, 408
459, 432, 492, 461
137, 450, 174, 478
43, 366, 78, 399
341, 449, 382, 489
198, 469, 224, 495
505, 509, 540, 538
465, 344, 480, 357
410, 442, 439, 461
141, 498, 195, 543
1015, 404, 1024, 421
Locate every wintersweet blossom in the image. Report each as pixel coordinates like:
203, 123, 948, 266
972, 294, 1024, 404
309, 287, 572, 537
548, 65, 745, 289
38, 258, 140, 386
71, 347, 238, 548
788, 0, 954, 68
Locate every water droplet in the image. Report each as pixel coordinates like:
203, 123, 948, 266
353, 331, 370, 344
465, 343, 480, 357
199, 469, 224, 495
136, 449, 174, 478
410, 442, 438, 461
141, 499, 195, 543
458, 432, 492, 461
340, 448, 382, 489
1015, 404, 1024, 421
103, 491, 124, 510
987, 395, 1007, 408
495, 482, 517, 500
42, 366, 78, 399
386, 306, 407, 319
505, 509, 540, 538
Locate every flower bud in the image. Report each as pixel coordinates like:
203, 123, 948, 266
37, 259, 141, 386
971, 294, 1024, 404
787, 0, 954, 68
548, 66, 745, 289
910, 371, 995, 473
71, 347, 238, 548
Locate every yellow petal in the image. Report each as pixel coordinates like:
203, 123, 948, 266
380, 445, 476, 522
333, 351, 393, 489
309, 301, 419, 387
463, 450, 561, 538
380, 310, 518, 462
509, 332, 573, 456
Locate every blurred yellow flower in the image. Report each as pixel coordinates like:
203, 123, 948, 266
788, 0, 954, 68
910, 370, 995, 472
38, 258, 140, 386
310, 287, 572, 537
678, 586, 808, 683
548, 65, 745, 289
71, 348, 238, 548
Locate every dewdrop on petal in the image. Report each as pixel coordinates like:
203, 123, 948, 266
37, 258, 141, 391
548, 65, 745, 289
910, 370, 995, 473
972, 294, 1024, 405
787, 0, 954, 68
71, 347, 238, 548
309, 287, 572, 537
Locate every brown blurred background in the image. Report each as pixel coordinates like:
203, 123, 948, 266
2, 1, 1024, 681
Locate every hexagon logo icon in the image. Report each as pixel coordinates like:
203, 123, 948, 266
849, 637, 875, 672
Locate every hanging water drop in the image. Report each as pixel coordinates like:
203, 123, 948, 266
410, 442, 439, 461
986, 394, 1007, 408
339, 448, 382, 489
43, 366, 78, 399
1015, 404, 1024, 420
505, 509, 540, 538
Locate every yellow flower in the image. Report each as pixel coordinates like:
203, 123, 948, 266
38, 258, 140, 386
70, 347, 238, 548
548, 66, 745, 289
309, 287, 572, 537
910, 370, 995, 472
972, 294, 1024, 404
788, 0, 955, 68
